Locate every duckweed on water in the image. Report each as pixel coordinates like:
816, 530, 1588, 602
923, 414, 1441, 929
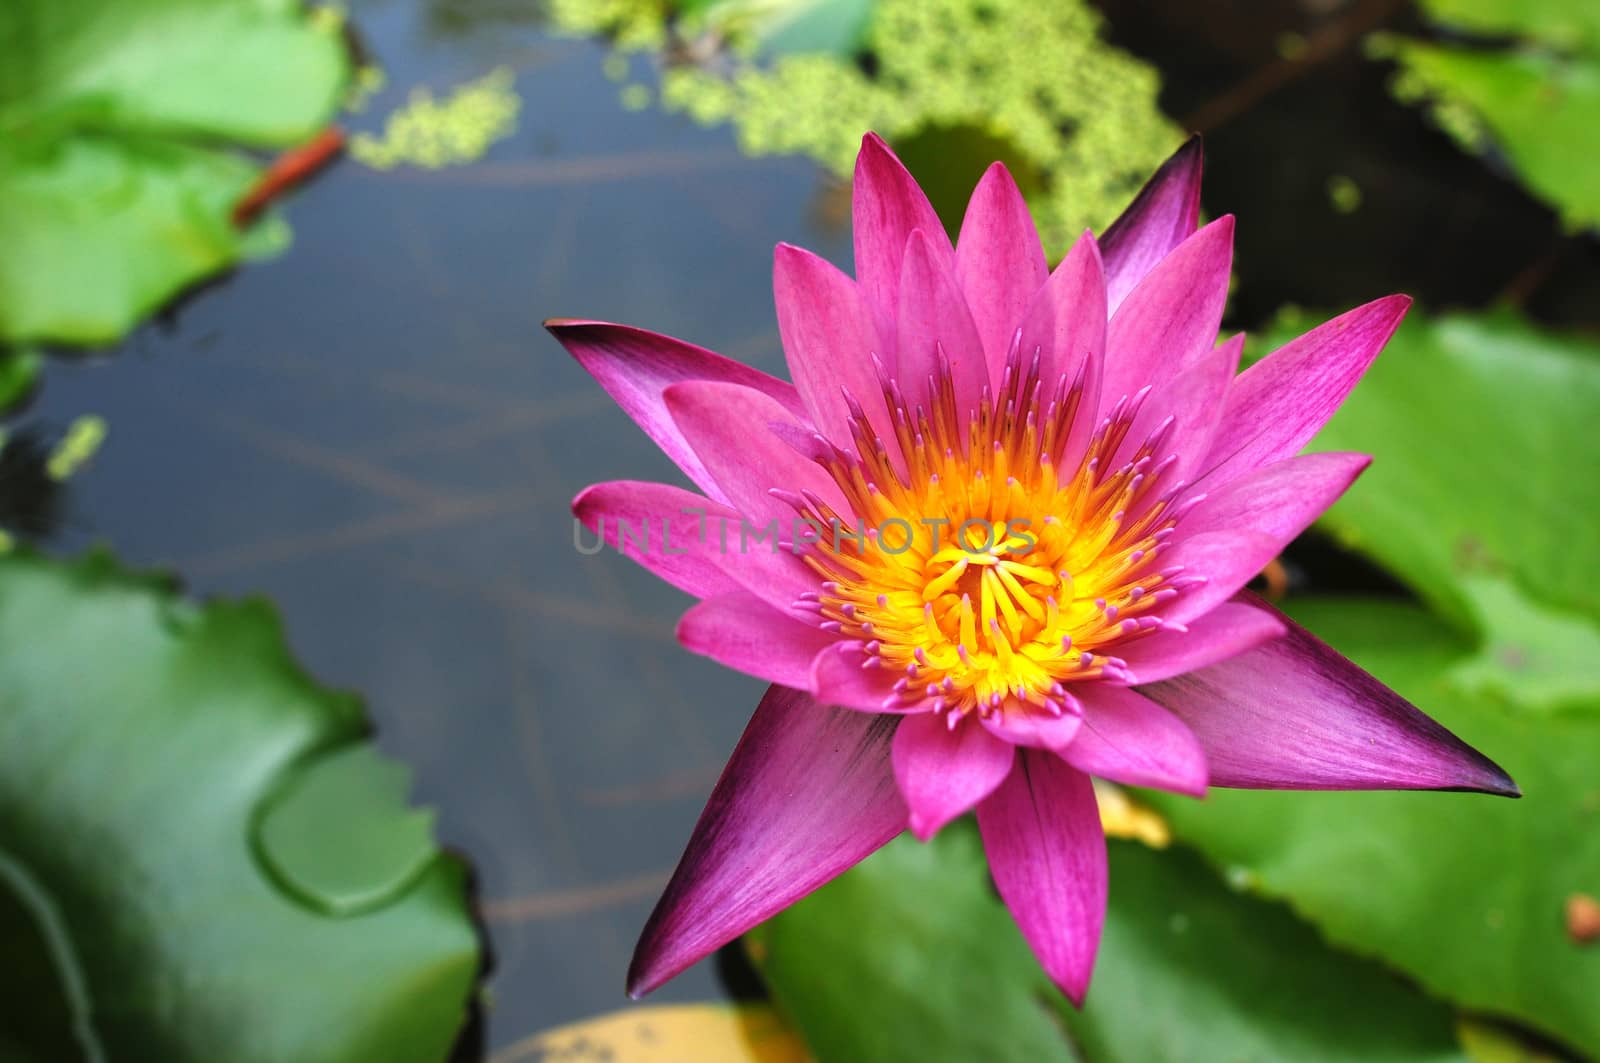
550, 0, 1181, 253
350, 67, 521, 171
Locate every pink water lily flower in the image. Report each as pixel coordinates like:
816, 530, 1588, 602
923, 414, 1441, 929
548, 133, 1517, 1004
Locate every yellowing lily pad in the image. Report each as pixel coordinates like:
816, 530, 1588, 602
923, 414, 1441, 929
499, 1003, 811, 1063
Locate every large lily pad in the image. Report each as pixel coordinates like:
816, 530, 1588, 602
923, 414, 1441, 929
1276, 310, 1600, 642
750, 820, 1468, 1062
1148, 598, 1600, 1059
0, 551, 478, 1061
0, 0, 349, 346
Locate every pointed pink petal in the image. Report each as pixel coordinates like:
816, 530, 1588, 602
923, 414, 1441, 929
892, 713, 1015, 841
1015, 231, 1106, 470
546, 320, 807, 503
976, 753, 1106, 1005
809, 643, 913, 713
853, 133, 953, 358
1162, 452, 1372, 625
1201, 295, 1411, 484
629, 686, 906, 996
1063, 685, 1208, 797
1099, 136, 1204, 314
979, 701, 1084, 750
1102, 216, 1234, 413
573, 481, 815, 611
1111, 332, 1243, 487
897, 229, 990, 416
955, 162, 1049, 382
677, 592, 839, 688
1141, 605, 1519, 795
773, 243, 896, 456
1114, 598, 1286, 684
663, 379, 848, 525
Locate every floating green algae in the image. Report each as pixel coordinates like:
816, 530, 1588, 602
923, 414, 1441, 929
551, 0, 1183, 255
349, 67, 521, 171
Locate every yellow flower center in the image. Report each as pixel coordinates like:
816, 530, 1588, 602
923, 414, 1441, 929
800, 347, 1195, 720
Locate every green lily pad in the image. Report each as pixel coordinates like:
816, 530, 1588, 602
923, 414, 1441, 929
0, 551, 479, 1061
1447, 573, 1600, 712
0, 0, 349, 347
1275, 310, 1600, 639
1376, 1, 1600, 228
1148, 598, 1600, 1059
258, 746, 441, 917
751, 820, 1469, 1062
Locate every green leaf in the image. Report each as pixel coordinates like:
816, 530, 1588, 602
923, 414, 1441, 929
1376, 0, 1600, 228
0, 551, 479, 1061
751, 821, 1469, 1062
1446, 574, 1600, 712
1415, 0, 1600, 53
1387, 42, 1600, 229
1148, 597, 1600, 1059
0, 0, 349, 347
258, 746, 441, 917
1280, 310, 1600, 639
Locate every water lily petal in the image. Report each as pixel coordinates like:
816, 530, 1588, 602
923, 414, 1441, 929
1099, 135, 1204, 314
1016, 231, 1107, 471
628, 686, 906, 996
892, 712, 1016, 841
956, 162, 1049, 382
677, 592, 839, 688
774, 243, 896, 458
1185, 451, 1371, 537
979, 702, 1084, 750
853, 133, 953, 359
1114, 598, 1286, 684
897, 229, 991, 417
977, 752, 1106, 1005
1112, 332, 1243, 488
664, 379, 848, 525
809, 643, 916, 713
546, 319, 807, 503
1064, 684, 1208, 797
1142, 606, 1520, 795
573, 480, 813, 607
1201, 295, 1411, 484
1102, 216, 1234, 412
1163, 452, 1372, 625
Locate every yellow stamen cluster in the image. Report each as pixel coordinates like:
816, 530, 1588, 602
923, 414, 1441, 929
798, 344, 1200, 721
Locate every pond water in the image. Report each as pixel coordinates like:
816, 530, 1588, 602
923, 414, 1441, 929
18, 0, 1599, 1056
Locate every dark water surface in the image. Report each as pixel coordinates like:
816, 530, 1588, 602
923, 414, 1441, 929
31, 5, 847, 1050
18, 0, 1600, 1055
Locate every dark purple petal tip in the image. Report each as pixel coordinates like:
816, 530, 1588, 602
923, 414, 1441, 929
627, 687, 905, 997
1143, 602, 1520, 798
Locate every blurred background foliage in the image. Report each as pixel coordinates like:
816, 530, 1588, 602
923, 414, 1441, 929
0, 0, 1597, 1060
